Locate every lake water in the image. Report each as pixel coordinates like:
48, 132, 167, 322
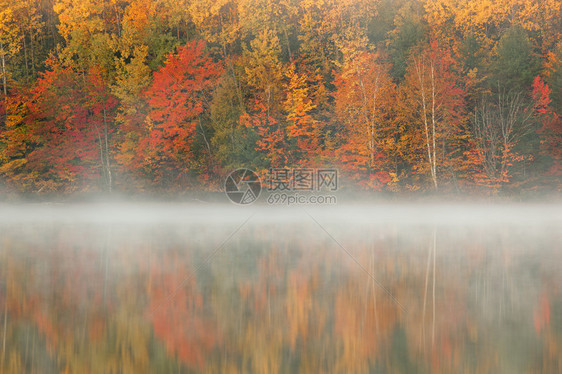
0, 203, 561, 373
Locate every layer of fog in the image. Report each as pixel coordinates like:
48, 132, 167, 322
0, 201, 560, 226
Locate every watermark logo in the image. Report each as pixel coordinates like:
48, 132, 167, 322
267, 168, 338, 205
225, 168, 338, 205
225, 168, 262, 205
268, 168, 338, 192
266, 192, 337, 205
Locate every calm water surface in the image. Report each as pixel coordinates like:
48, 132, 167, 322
0, 203, 561, 373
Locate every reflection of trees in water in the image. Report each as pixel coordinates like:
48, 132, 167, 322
147, 250, 221, 369
0, 223, 560, 373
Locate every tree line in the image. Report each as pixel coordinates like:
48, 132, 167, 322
0, 0, 560, 194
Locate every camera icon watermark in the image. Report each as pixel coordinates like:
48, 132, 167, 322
224, 169, 262, 205
224, 168, 338, 205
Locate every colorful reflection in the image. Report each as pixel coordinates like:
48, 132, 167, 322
0, 218, 560, 373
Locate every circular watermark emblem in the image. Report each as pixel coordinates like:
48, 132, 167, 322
225, 169, 261, 205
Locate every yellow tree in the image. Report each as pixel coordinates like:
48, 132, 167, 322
0, 0, 23, 95
0, 0, 44, 84
328, 0, 377, 63
112, 45, 151, 189
296, 0, 335, 76
399, 41, 467, 190
238, 0, 296, 58
118, 0, 157, 55
53, 0, 119, 75
189, 0, 241, 57
425, 0, 562, 57
334, 52, 398, 189
296, 0, 377, 76
159, 0, 190, 41
283, 62, 322, 166
243, 28, 284, 115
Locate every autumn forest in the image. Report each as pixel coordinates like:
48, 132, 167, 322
0, 0, 561, 195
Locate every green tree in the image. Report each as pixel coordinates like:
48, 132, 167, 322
386, 1, 427, 82
490, 25, 539, 92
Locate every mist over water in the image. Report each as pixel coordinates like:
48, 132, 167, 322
1, 201, 561, 224
1, 202, 561, 373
